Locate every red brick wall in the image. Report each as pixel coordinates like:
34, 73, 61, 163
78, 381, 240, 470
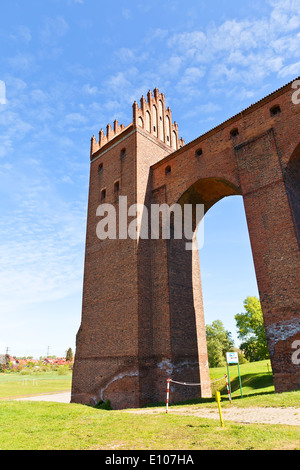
151, 80, 300, 393
72, 80, 300, 409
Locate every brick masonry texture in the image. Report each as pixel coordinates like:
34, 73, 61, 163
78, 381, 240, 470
72, 80, 300, 409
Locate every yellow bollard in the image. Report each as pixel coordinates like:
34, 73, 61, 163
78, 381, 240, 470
215, 391, 224, 427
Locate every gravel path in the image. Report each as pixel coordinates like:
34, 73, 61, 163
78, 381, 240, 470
125, 405, 300, 426
15, 391, 71, 403
171, 406, 300, 426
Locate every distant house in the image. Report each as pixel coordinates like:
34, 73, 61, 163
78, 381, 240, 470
43, 358, 56, 365
27, 359, 38, 365
42, 357, 69, 366
16, 359, 28, 366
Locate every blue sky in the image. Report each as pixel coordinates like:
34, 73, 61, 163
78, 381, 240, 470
0, 0, 299, 358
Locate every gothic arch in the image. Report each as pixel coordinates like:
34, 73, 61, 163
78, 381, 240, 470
176, 177, 241, 212
284, 143, 300, 246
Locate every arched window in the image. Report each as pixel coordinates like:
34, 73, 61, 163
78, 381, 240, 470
98, 162, 103, 173
101, 188, 106, 202
285, 143, 300, 245
172, 131, 177, 150
138, 117, 143, 128
270, 104, 281, 116
159, 100, 164, 141
166, 116, 171, 146
120, 148, 126, 159
230, 128, 239, 138
146, 111, 151, 132
165, 165, 171, 175
153, 105, 158, 136
114, 180, 120, 194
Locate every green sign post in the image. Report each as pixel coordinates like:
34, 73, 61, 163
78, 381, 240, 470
226, 352, 243, 399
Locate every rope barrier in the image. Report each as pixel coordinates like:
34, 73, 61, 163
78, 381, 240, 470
166, 375, 228, 413
169, 376, 225, 386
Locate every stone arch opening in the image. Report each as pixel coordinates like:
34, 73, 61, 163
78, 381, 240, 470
176, 177, 241, 231
197, 196, 259, 361
284, 143, 300, 247
174, 177, 261, 373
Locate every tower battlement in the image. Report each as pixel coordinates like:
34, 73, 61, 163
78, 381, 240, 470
90, 119, 128, 156
90, 88, 184, 158
133, 88, 184, 150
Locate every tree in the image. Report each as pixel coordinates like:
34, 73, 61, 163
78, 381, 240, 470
66, 348, 74, 362
206, 320, 234, 368
235, 296, 269, 361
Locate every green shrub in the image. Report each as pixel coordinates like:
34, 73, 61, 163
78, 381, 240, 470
94, 399, 112, 410
57, 365, 69, 376
20, 368, 33, 375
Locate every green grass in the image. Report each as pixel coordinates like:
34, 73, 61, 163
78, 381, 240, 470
0, 362, 299, 450
209, 359, 274, 398
0, 400, 299, 450
163, 359, 300, 409
0, 371, 72, 398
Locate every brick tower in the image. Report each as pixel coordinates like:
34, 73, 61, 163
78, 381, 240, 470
71, 89, 211, 409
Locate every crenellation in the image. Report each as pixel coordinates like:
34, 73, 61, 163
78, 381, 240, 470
90, 135, 99, 156
90, 87, 185, 158
133, 87, 185, 150
147, 89, 153, 104
91, 119, 128, 157
140, 95, 146, 111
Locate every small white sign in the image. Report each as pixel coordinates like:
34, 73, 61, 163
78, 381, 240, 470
226, 352, 239, 364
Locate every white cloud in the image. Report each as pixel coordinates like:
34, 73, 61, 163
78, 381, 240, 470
279, 61, 300, 77
40, 16, 69, 45
146, 28, 169, 43
165, 0, 300, 95
9, 25, 32, 44
269, 0, 300, 32
0, 136, 13, 158
122, 8, 132, 20
0, 80, 6, 105
116, 47, 136, 62
7, 53, 36, 72
159, 56, 183, 77
109, 71, 133, 91
61, 112, 88, 132
183, 102, 221, 119
82, 83, 99, 95
178, 67, 206, 87
30, 89, 48, 103
0, 109, 33, 157
0, 166, 86, 316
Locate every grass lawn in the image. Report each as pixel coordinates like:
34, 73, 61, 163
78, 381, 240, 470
209, 359, 274, 398
0, 371, 72, 399
0, 361, 299, 450
0, 399, 299, 450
